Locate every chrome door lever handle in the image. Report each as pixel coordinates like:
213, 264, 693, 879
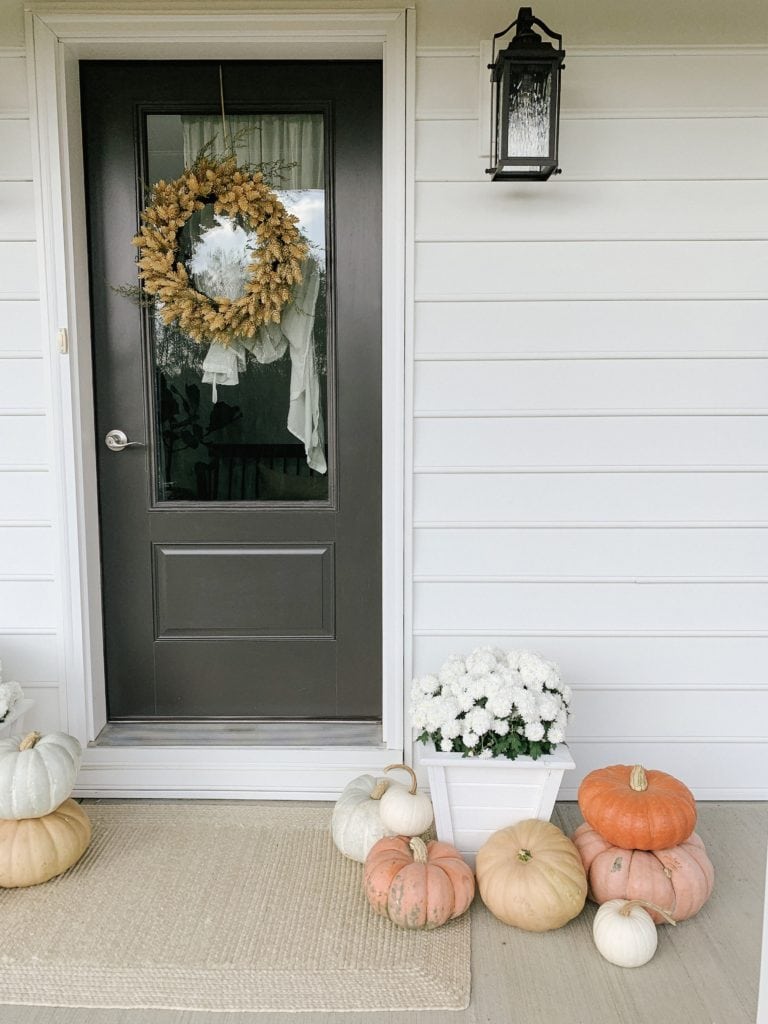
105, 429, 144, 452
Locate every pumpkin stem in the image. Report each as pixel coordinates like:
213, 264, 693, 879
619, 898, 677, 926
409, 836, 429, 864
517, 849, 533, 862
19, 731, 41, 752
629, 765, 649, 792
370, 780, 391, 801
384, 762, 418, 796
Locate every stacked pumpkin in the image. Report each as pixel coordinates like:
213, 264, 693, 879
332, 763, 476, 930
0, 731, 91, 888
573, 764, 715, 966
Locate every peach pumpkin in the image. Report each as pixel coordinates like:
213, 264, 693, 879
572, 822, 714, 923
578, 764, 696, 851
364, 835, 475, 930
0, 798, 91, 888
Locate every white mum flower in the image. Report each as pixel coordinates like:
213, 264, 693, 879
456, 688, 475, 713
419, 674, 441, 695
441, 718, 461, 739
524, 721, 545, 742
465, 648, 497, 676
462, 731, 479, 749
537, 693, 561, 721
440, 738, 454, 752
561, 684, 572, 704
519, 651, 547, 688
479, 748, 493, 759
547, 724, 564, 744
505, 649, 523, 670
493, 718, 510, 736
468, 706, 493, 735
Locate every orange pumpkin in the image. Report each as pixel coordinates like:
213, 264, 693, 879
364, 835, 475, 930
572, 822, 714, 923
578, 764, 696, 850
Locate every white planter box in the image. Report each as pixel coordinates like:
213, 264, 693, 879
420, 743, 576, 867
0, 699, 35, 739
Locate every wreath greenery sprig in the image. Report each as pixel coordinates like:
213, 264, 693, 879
132, 155, 308, 346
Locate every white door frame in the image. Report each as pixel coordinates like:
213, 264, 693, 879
25, 5, 414, 798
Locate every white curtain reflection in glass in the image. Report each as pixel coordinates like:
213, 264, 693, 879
507, 66, 552, 158
182, 114, 324, 189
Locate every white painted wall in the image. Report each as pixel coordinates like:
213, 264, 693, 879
411, 43, 768, 798
1, 1, 767, 796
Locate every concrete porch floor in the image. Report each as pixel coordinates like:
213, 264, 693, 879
0, 801, 764, 1024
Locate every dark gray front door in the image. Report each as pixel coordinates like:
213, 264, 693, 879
81, 61, 382, 720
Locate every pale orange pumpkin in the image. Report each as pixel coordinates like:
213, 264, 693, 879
476, 819, 587, 932
0, 798, 91, 888
578, 764, 696, 851
364, 835, 475, 930
572, 822, 714, 923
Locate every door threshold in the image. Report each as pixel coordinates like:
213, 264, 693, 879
93, 720, 383, 748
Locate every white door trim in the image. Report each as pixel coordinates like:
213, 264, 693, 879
25, 5, 412, 797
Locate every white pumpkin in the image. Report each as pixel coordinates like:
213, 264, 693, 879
331, 774, 402, 862
593, 898, 675, 968
379, 763, 434, 837
0, 731, 82, 819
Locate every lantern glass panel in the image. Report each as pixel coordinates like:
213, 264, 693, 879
506, 62, 552, 159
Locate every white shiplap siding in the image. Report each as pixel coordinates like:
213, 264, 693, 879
0, 50, 60, 730
412, 47, 768, 797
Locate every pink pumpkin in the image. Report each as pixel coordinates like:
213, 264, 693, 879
572, 822, 714, 923
364, 835, 475, 930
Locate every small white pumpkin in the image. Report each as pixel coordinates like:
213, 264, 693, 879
331, 774, 402, 862
0, 731, 82, 819
593, 898, 676, 968
379, 763, 434, 837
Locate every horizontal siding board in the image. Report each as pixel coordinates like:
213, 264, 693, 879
0, 526, 55, 574
414, 300, 768, 357
415, 117, 768, 182
0, 182, 35, 240
413, 581, 768, 632
415, 241, 768, 300
0, 120, 32, 180
0, 57, 27, 116
0, 580, 57, 629
19, 686, 62, 733
0, 301, 42, 352
568, 688, 768, 740
416, 52, 768, 121
415, 472, 768, 524
0, 473, 53, 521
0, 417, 48, 464
414, 528, 768, 578
412, 635, 768, 687
416, 181, 768, 241
561, 740, 768, 799
415, 417, 768, 470
0, 633, 58, 681
415, 360, 768, 415
0, 242, 38, 297
416, 55, 477, 118
0, 359, 44, 408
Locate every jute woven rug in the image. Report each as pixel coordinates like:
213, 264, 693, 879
0, 801, 471, 1013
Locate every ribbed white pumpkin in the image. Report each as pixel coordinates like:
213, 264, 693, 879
0, 731, 82, 819
331, 774, 402, 862
593, 899, 673, 968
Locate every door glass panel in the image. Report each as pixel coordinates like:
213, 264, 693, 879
145, 113, 329, 502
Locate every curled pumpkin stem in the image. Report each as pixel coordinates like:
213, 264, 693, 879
629, 765, 648, 792
619, 898, 677, 926
369, 780, 390, 801
409, 836, 429, 864
19, 732, 41, 752
384, 763, 418, 796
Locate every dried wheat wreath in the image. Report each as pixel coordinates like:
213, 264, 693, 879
133, 155, 308, 346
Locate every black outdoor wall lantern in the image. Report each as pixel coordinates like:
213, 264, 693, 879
486, 6, 565, 181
